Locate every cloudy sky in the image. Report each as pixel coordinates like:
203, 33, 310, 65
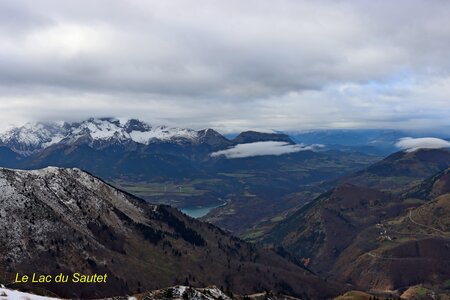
1, 0, 450, 133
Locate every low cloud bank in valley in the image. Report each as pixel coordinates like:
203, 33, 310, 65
211, 141, 321, 159
395, 137, 450, 152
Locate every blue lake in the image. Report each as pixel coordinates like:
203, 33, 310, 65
181, 203, 225, 218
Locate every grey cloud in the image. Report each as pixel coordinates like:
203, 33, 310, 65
0, 0, 450, 132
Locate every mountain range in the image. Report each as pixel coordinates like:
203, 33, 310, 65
0, 118, 208, 155
4, 120, 448, 158
0, 118, 300, 158
0, 118, 383, 235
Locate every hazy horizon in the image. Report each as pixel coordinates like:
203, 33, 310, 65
1, 117, 449, 137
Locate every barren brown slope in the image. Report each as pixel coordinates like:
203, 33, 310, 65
335, 189, 450, 292
262, 151, 450, 294
0, 167, 341, 299
261, 183, 415, 272
404, 167, 450, 200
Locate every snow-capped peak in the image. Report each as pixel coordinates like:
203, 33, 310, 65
68, 118, 199, 144
0, 122, 67, 155
70, 118, 128, 141
0, 118, 202, 155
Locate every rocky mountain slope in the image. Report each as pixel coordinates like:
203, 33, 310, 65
0, 167, 340, 299
334, 168, 450, 293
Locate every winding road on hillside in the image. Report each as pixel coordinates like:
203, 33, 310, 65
408, 210, 449, 236
365, 209, 450, 261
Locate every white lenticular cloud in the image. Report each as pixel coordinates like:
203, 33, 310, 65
395, 137, 450, 152
211, 141, 322, 159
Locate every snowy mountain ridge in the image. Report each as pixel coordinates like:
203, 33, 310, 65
0, 122, 68, 155
0, 118, 203, 155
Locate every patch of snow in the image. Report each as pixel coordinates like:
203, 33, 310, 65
172, 285, 188, 297
129, 126, 198, 144
41, 135, 65, 148
0, 285, 61, 300
169, 286, 230, 300
71, 119, 123, 140
129, 130, 154, 144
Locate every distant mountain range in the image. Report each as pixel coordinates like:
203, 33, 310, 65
0, 118, 228, 156
0, 118, 297, 157
287, 129, 450, 155
0, 118, 303, 179
2, 119, 448, 159
0, 118, 384, 234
